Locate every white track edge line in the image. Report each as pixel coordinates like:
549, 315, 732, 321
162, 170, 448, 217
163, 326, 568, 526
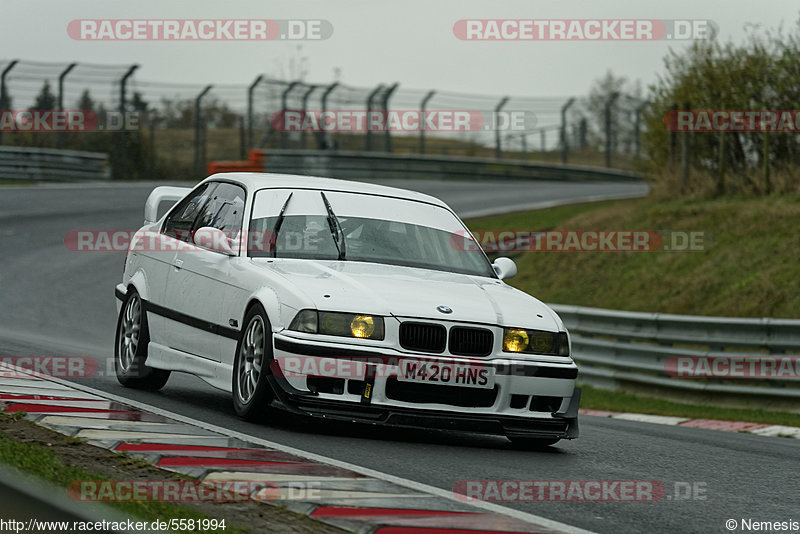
20, 371, 596, 534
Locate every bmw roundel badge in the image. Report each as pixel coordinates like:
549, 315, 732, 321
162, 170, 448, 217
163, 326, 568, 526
437, 305, 453, 314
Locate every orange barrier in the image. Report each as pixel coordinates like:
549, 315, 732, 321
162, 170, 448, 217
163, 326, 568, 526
207, 149, 265, 174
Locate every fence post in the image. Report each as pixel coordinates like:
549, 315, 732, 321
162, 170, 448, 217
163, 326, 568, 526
419, 90, 435, 154
494, 96, 509, 159
57, 63, 77, 149
560, 97, 575, 164
149, 113, 156, 177
239, 115, 246, 160
247, 74, 263, 150
540, 129, 546, 156
318, 81, 338, 149
0, 60, 18, 145
634, 101, 649, 159
365, 84, 383, 152
299, 84, 317, 150
382, 82, 399, 153
763, 131, 770, 194
579, 118, 587, 149
668, 103, 677, 168
521, 134, 527, 158
279, 81, 299, 149
193, 85, 213, 179
604, 92, 620, 168
114, 64, 139, 180
680, 100, 690, 191
716, 130, 725, 196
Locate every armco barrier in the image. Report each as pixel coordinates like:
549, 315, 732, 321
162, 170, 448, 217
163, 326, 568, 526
0, 146, 109, 181
551, 304, 800, 404
210, 149, 642, 182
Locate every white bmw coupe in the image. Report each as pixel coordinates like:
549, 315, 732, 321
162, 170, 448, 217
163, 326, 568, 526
114, 173, 580, 447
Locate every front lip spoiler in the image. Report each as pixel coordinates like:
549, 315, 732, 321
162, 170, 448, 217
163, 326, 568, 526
265, 371, 581, 440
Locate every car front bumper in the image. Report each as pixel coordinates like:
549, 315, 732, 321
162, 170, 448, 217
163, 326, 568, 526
267, 333, 580, 440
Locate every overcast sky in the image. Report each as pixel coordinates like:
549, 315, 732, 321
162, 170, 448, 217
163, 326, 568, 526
4, 0, 799, 98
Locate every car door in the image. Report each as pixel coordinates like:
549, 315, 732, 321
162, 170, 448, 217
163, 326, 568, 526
164, 181, 248, 364
143, 182, 214, 346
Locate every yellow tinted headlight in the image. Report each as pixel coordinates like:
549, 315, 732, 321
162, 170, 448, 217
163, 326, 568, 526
350, 315, 375, 338
503, 328, 530, 352
502, 328, 561, 355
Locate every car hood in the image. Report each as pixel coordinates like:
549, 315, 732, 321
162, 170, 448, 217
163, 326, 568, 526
257, 259, 562, 331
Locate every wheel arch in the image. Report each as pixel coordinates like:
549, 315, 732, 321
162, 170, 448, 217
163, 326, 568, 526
124, 268, 150, 302
242, 286, 284, 333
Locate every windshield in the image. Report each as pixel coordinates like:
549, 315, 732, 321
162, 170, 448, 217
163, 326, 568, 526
249, 189, 495, 277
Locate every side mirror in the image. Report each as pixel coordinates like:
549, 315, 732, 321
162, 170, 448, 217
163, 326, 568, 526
492, 257, 517, 280
194, 227, 236, 256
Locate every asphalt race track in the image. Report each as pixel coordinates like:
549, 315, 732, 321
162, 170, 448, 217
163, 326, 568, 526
1, 178, 796, 534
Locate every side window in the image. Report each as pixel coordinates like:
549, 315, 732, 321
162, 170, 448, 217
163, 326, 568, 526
191, 182, 247, 251
162, 183, 216, 241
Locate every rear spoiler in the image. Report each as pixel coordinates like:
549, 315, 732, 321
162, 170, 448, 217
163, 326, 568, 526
144, 186, 191, 224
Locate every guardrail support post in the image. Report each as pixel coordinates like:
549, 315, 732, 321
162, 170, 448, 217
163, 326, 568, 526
365, 84, 384, 152
604, 92, 620, 168
494, 96, 509, 159
57, 63, 77, 149
0, 60, 19, 145
381, 82, 399, 153
560, 97, 576, 164
247, 75, 263, 150
194, 85, 213, 179
419, 90, 435, 154
299, 84, 317, 150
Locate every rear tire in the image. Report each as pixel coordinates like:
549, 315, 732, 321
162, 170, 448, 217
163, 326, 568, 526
115, 289, 170, 391
508, 437, 560, 449
232, 304, 275, 421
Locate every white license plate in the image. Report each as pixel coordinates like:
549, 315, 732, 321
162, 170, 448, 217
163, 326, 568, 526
397, 359, 495, 389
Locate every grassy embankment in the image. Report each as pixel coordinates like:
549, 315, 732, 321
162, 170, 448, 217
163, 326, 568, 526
466, 194, 800, 425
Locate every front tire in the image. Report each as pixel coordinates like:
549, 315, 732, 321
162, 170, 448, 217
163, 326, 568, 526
232, 304, 275, 421
115, 289, 170, 390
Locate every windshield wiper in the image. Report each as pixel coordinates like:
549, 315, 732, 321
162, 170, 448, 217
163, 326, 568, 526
270, 192, 293, 257
320, 192, 346, 260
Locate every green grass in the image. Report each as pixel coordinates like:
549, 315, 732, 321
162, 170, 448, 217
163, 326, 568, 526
0, 423, 250, 534
580, 385, 800, 427
466, 194, 800, 318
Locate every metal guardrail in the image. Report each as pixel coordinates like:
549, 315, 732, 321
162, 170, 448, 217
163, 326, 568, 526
551, 304, 800, 400
0, 463, 148, 533
261, 149, 642, 182
0, 146, 109, 181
